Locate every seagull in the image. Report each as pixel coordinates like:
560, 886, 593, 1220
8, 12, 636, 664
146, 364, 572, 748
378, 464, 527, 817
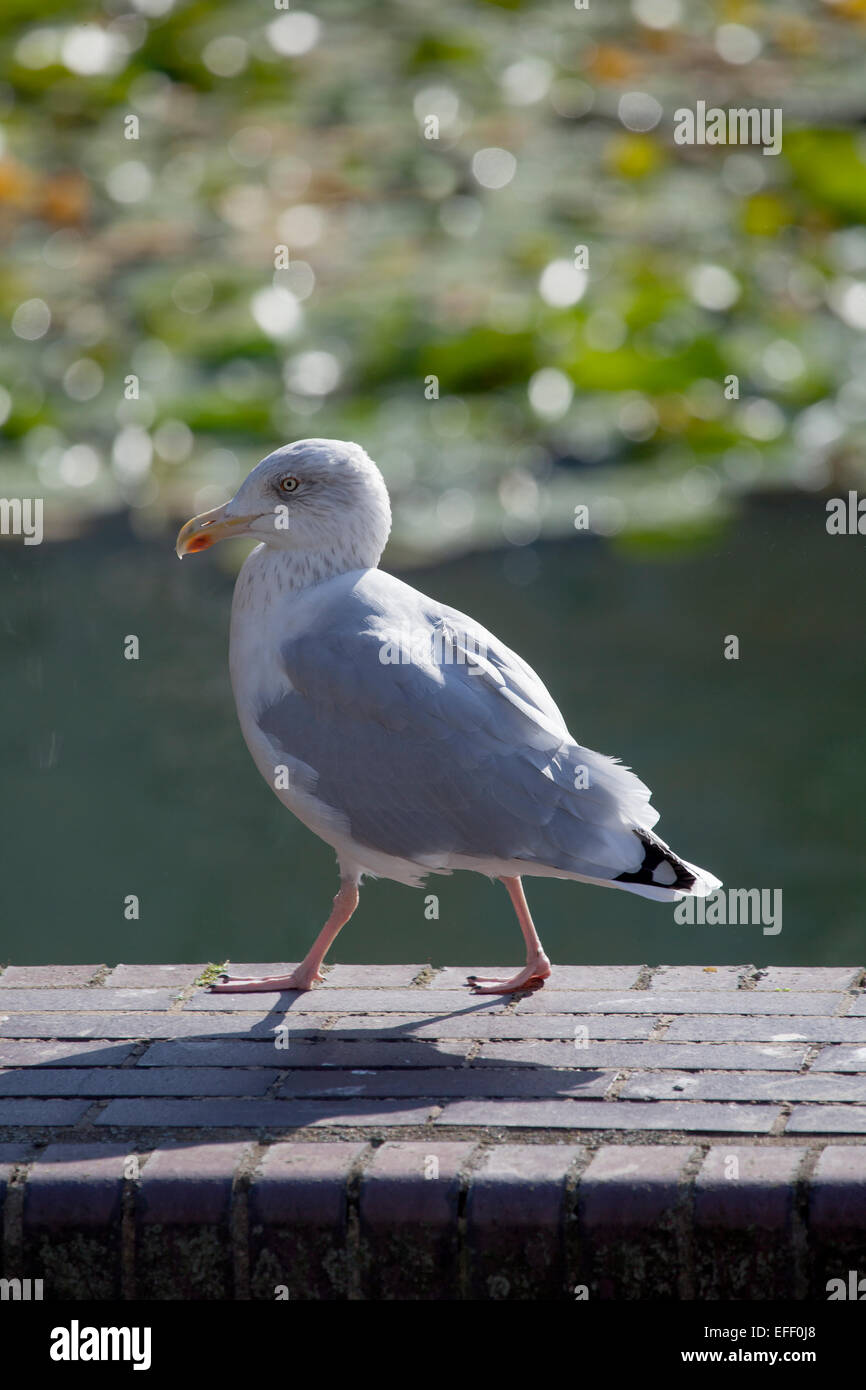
176, 438, 720, 995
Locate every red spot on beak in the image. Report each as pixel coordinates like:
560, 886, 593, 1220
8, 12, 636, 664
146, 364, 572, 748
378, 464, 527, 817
187, 534, 213, 552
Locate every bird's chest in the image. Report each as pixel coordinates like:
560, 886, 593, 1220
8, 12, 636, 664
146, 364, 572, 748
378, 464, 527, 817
227, 552, 329, 819
229, 555, 294, 715
228, 553, 301, 759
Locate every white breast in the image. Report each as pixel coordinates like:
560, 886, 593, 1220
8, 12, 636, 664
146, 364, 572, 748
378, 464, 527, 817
228, 545, 360, 858
230, 547, 293, 725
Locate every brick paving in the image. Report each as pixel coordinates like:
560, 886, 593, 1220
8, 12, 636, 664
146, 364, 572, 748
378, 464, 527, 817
1, 962, 865, 1137
1, 962, 866, 1298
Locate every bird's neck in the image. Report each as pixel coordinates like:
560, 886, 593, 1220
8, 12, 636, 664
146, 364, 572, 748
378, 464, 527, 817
233, 542, 373, 611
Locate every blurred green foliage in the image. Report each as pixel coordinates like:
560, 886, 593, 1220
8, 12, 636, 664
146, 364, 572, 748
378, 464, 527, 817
0, 0, 865, 561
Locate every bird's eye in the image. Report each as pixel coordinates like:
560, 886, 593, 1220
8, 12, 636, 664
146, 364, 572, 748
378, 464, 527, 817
279, 475, 300, 493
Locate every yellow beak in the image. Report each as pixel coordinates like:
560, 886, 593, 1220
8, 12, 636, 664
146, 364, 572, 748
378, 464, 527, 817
175, 502, 257, 557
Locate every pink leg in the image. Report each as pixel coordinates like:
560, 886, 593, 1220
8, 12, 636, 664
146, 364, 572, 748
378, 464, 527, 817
210, 879, 360, 993
468, 876, 552, 995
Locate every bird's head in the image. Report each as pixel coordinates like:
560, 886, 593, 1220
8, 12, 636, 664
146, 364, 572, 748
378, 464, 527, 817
175, 438, 392, 568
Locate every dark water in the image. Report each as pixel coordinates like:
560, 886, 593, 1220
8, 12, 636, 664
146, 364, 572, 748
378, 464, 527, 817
1, 498, 862, 971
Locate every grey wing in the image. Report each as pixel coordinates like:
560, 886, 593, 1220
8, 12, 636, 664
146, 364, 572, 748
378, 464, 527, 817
255, 575, 658, 878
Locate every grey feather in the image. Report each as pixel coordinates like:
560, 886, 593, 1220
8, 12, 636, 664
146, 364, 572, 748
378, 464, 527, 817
256, 569, 665, 882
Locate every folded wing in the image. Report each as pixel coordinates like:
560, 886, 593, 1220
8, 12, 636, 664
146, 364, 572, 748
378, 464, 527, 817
251, 569, 679, 888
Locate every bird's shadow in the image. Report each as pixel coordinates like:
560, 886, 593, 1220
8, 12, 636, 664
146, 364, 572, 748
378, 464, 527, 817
0, 990, 609, 1125
241, 991, 607, 1102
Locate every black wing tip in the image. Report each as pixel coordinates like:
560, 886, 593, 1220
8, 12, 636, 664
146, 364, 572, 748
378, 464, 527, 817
614, 829, 697, 892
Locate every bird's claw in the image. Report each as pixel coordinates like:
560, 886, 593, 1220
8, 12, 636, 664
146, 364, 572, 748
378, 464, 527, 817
466, 959, 551, 995
208, 969, 323, 994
